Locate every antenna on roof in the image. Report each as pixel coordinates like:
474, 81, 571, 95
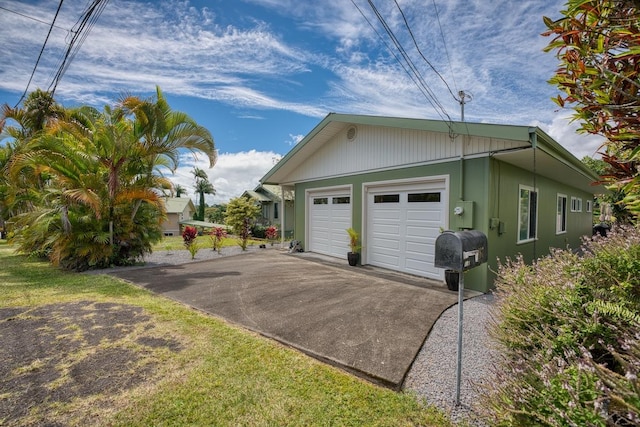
458, 90, 473, 122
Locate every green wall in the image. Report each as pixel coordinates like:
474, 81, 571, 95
291, 156, 594, 293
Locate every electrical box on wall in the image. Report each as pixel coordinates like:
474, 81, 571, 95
454, 201, 474, 229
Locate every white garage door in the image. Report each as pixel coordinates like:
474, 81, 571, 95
367, 181, 446, 279
308, 191, 351, 258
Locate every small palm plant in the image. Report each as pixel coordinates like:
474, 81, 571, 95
346, 227, 361, 266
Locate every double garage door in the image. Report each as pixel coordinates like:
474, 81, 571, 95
307, 179, 446, 280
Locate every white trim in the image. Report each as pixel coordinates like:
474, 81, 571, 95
571, 196, 583, 212
517, 184, 538, 244
556, 193, 568, 235
361, 175, 449, 271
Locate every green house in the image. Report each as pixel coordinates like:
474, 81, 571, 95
261, 113, 602, 293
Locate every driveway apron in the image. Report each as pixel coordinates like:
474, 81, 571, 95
110, 250, 460, 388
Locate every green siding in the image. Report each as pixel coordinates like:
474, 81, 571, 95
292, 156, 593, 294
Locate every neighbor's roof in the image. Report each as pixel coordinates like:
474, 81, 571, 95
164, 197, 196, 214
243, 190, 272, 202
260, 112, 603, 194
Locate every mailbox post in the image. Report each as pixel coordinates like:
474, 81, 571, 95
434, 230, 488, 406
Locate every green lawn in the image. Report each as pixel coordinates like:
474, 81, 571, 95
0, 241, 452, 426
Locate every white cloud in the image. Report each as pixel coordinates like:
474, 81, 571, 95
170, 150, 279, 205
534, 113, 605, 160
287, 134, 304, 146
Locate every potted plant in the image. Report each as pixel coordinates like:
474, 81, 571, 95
346, 227, 361, 266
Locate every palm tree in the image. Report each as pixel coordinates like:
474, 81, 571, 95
194, 176, 216, 221
174, 183, 187, 197
120, 87, 216, 221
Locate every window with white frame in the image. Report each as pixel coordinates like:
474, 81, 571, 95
586, 199, 592, 213
518, 185, 538, 243
557, 194, 567, 234
571, 197, 582, 212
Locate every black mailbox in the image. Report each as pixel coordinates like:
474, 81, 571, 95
434, 230, 488, 272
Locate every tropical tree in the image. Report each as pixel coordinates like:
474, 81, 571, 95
2, 87, 216, 270
543, 0, 640, 218
225, 196, 260, 250
192, 167, 215, 220
174, 183, 187, 197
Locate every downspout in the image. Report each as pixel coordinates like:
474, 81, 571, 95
529, 128, 538, 260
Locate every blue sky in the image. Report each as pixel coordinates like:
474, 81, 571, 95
0, 0, 604, 203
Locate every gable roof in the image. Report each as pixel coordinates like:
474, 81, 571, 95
164, 197, 196, 214
261, 113, 603, 194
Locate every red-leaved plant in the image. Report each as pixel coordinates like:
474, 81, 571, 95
182, 226, 198, 249
209, 227, 227, 253
265, 225, 278, 245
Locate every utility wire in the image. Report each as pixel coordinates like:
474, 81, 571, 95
365, 0, 453, 125
49, 0, 110, 96
0, 5, 68, 31
350, 0, 447, 123
14, 0, 65, 107
392, 0, 458, 102
431, 0, 459, 95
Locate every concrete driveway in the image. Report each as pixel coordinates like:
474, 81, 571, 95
110, 249, 468, 389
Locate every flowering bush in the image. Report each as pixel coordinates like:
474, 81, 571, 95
265, 225, 278, 245
479, 227, 640, 426
209, 227, 227, 253
182, 226, 197, 249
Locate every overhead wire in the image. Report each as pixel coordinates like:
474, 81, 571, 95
364, 0, 454, 127
49, 0, 110, 96
392, 0, 458, 102
14, 0, 65, 108
350, 0, 448, 123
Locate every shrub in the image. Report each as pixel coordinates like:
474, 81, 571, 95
209, 227, 227, 253
182, 226, 198, 249
251, 224, 266, 239
479, 227, 640, 426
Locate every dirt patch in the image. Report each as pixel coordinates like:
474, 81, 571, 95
0, 301, 183, 426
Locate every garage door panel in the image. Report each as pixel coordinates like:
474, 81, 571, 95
367, 181, 445, 280
308, 191, 351, 259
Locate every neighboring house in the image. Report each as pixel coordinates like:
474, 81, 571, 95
242, 183, 295, 238
260, 113, 603, 293
161, 197, 196, 236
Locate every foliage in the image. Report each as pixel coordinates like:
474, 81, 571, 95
209, 227, 227, 253
225, 196, 260, 236
205, 203, 226, 223
479, 227, 640, 426
237, 218, 251, 251
191, 167, 215, 221
265, 225, 278, 245
582, 156, 634, 224
0, 88, 215, 270
543, 1, 640, 219
181, 226, 198, 248
0, 243, 451, 427
251, 224, 266, 239
346, 227, 361, 253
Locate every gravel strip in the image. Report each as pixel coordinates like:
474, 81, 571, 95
102, 245, 498, 426
403, 293, 497, 426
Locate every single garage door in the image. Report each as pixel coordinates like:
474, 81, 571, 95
308, 190, 351, 258
367, 181, 446, 279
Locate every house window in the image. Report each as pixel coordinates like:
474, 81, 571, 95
374, 194, 400, 203
333, 196, 350, 204
262, 204, 269, 218
274, 202, 279, 219
571, 197, 582, 212
313, 197, 328, 205
586, 200, 592, 213
556, 194, 567, 234
408, 192, 441, 202
518, 185, 538, 243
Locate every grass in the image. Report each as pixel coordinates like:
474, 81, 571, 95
0, 241, 452, 426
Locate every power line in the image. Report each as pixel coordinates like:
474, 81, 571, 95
363, 0, 453, 125
431, 0, 459, 95
14, 0, 66, 107
49, 0, 110, 96
0, 4, 68, 31
392, 0, 458, 102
